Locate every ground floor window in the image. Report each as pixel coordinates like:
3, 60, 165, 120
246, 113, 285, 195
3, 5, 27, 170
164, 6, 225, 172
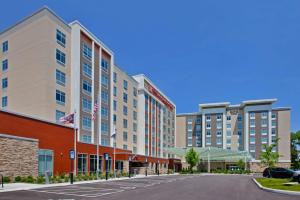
78, 154, 88, 174
38, 149, 53, 176
116, 161, 124, 172
90, 155, 102, 173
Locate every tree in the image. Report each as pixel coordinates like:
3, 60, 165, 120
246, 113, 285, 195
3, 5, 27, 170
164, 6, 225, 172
291, 131, 300, 169
237, 159, 245, 170
185, 148, 199, 173
260, 139, 280, 177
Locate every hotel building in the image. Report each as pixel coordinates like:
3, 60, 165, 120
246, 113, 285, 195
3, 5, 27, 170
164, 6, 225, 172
0, 7, 175, 160
176, 99, 291, 170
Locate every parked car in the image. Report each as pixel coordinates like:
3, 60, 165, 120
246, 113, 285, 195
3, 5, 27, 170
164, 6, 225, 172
263, 167, 300, 182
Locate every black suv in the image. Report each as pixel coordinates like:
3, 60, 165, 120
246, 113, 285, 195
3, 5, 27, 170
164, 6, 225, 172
263, 167, 294, 178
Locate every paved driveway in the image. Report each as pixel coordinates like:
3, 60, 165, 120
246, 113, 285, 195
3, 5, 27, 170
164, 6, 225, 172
0, 175, 298, 200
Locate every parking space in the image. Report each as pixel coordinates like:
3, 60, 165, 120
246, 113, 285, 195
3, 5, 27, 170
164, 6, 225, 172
26, 175, 196, 199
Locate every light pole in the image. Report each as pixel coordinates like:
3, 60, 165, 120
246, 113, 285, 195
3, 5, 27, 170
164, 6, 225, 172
145, 157, 148, 177
112, 126, 117, 179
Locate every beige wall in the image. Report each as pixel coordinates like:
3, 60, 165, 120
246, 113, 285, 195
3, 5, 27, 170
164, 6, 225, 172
0, 9, 71, 123
277, 109, 291, 161
113, 65, 138, 152
176, 116, 186, 148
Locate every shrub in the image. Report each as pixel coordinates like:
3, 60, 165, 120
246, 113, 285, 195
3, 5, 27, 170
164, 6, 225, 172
26, 176, 35, 183
36, 176, 45, 184
3, 176, 11, 183
14, 176, 21, 182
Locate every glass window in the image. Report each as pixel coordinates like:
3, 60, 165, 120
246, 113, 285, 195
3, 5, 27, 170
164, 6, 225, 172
272, 113, 276, 119
217, 114, 222, 120
123, 80, 128, 90
237, 114, 242, 121
101, 91, 109, 104
56, 49, 66, 64
55, 110, 65, 122
56, 69, 66, 86
206, 115, 211, 121
113, 72, 117, 83
123, 145, 128, 150
83, 63, 92, 78
2, 78, 8, 89
206, 123, 211, 129
226, 124, 231, 129
90, 155, 102, 173
56, 29, 66, 46
261, 119, 268, 126
123, 119, 128, 128
82, 116, 92, 130
38, 149, 53, 176
195, 124, 201, 131
261, 128, 268, 135
101, 122, 109, 132
217, 131, 222, 137
206, 138, 211, 145
1, 96, 7, 108
133, 99, 137, 108
83, 44, 92, 60
272, 129, 276, 135
80, 135, 92, 143
250, 112, 255, 118
250, 137, 255, 144
217, 137, 222, 145
133, 87, 137, 96
56, 90, 65, 105
78, 154, 88, 174
217, 122, 222, 129
113, 100, 117, 111
227, 116, 231, 121
101, 58, 109, 71
133, 111, 137, 120
101, 74, 109, 87
101, 138, 109, 146
113, 86, 117, 97
123, 93, 128, 103
206, 130, 211, 137
123, 131, 128, 141
123, 105, 128, 116
83, 80, 92, 94
272, 120, 276, 127
250, 129, 255, 135
250, 119, 255, 127
133, 134, 137, 143
226, 130, 231, 137
101, 107, 109, 118
113, 114, 117, 124
2, 59, 8, 71
261, 137, 268, 144
2, 41, 8, 52
261, 112, 268, 118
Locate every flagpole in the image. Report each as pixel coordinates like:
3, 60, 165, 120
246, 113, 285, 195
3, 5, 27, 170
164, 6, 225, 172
74, 110, 77, 176
96, 96, 100, 180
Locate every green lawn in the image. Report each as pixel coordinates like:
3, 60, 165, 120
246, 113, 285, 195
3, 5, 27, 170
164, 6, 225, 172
256, 178, 300, 192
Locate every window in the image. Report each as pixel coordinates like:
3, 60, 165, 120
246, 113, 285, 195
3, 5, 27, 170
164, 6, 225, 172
261, 137, 268, 144
56, 29, 66, 46
188, 138, 192, 146
101, 58, 109, 71
56, 90, 65, 105
217, 122, 222, 129
78, 154, 88, 174
261, 119, 268, 127
113, 100, 117, 111
206, 138, 211, 145
261, 112, 268, 118
113, 86, 117, 97
261, 128, 268, 136
113, 114, 117, 124
101, 74, 109, 87
217, 114, 222, 120
83, 80, 92, 95
133, 99, 137, 108
272, 121, 276, 127
187, 118, 193, 124
206, 123, 211, 129
101, 107, 109, 118
101, 91, 109, 104
226, 124, 231, 129
227, 116, 231, 121
133, 135, 137, 144
250, 112, 255, 118
123, 92, 128, 103
133, 122, 137, 132
2, 59, 8, 71
217, 131, 222, 137
226, 130, 231, 137
237, 114, 242, 121
55, 110, 65, 122
133, 87, 137, 96
113, 72, 117, 83
272, 129, 276, 136
123, 145, 128, 150
206, 130, 211, 137
196, 118, 201, 124
83, 44, 92, 60
123, 132, 128, 141
250, 137, 255, 144
217, 137, 222, 145
101, 122, 109, 132
250, 119, 255, 127
250, 129, 255, 135
82, 116, 92, 130
195, 125, 201, 131
123, 80, 128, 90
206, 115, 211, 121
133, 111, 137, 120
1, 96, 7, 108
38, 149, 53, 176
90, 155, 102, 173
272, 113, 276, 119
250, 145, 255, 153
2, 78, 8, 89
123, 105, 128, 116
83, 63, 92, 78
123, 119, 128, 128
133, 147, 137, 154
237, 123, 242, 130
80, 135, 92, 143
56, 70, 66, 86
2, 41, 8, 52
56, 49, 65, 65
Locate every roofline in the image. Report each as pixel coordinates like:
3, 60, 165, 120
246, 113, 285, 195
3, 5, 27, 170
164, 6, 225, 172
177, 112, 201, 117
241, 98, 277, 106
199, 102, 230, 109
113, 64, 139, 84
69, 20, 114, 55
0, 109, 73, 129
0, 6, 71, 36
272, 107, 291, 111
133, 74, 176, 108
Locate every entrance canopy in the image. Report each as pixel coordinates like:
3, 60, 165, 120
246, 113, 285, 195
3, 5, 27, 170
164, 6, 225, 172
165, 147, 253, 162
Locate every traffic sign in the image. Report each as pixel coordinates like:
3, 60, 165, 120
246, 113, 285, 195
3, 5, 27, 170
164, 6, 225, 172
104, 153, 109, 161
69, 150, 75, 160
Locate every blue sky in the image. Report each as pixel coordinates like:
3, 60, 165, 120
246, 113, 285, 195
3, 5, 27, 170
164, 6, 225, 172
1, 0, 299, 131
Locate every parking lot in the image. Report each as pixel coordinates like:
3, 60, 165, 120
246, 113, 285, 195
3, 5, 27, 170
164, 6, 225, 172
1, 175, 299, 200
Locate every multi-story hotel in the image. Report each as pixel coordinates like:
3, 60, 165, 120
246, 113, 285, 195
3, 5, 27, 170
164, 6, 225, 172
176, 99, 291, 169
0, 7, 175, 160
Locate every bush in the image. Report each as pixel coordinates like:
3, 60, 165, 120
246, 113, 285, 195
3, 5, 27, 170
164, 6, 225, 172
26, 176, 35, 183
14, 176, 21, 182
36, 176, 45, 184
3, 176, 11, 183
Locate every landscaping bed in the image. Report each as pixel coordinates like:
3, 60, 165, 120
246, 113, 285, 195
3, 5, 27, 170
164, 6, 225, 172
255, 178, 300, 192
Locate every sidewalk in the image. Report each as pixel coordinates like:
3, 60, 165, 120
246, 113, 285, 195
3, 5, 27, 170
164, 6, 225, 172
0, 173, 177, 193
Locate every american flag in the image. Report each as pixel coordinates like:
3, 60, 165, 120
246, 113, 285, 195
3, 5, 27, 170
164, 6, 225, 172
59, 113, 74, 124
92, 101, 99, 121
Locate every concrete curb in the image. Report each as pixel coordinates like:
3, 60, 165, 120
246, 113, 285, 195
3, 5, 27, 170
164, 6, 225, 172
0, 174, 177, 193
252, 178, 300, 196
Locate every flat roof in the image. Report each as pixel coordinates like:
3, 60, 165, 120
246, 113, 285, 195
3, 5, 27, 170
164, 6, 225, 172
241, 98, 277, 106
199, 102, 230, 109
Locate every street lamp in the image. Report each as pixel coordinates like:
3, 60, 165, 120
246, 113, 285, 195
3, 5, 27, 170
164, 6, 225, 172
145, 157, 148, 177
111, 126, 117, 179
